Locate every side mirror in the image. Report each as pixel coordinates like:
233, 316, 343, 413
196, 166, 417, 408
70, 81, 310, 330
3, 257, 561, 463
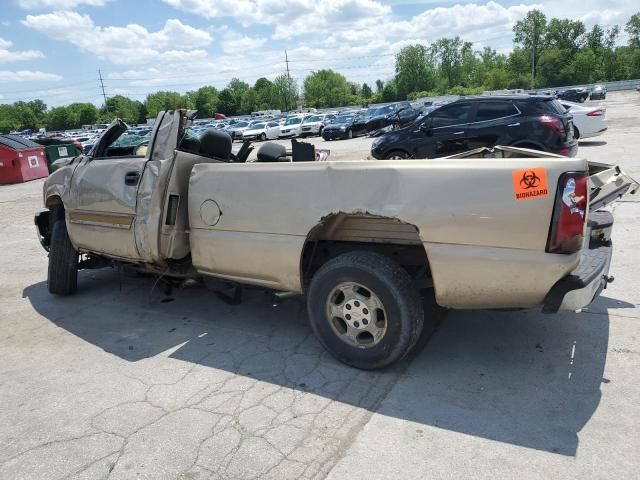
420, 123, 432, 136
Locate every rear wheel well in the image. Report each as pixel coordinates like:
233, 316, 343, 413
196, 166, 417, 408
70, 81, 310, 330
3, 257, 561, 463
573, 126, 580, 139
301, 214, 432, 290
384, 149, 411, 159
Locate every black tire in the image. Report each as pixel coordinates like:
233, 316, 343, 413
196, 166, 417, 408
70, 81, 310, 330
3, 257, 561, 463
323, 135, 331, 141
307, 251, 424, 370
48, 220, 78, 295
259, 133, 267, 141
573, 126, 580, 140
347, 129, 353, 139
384, 150, 409, 160
411, 290, 447, 355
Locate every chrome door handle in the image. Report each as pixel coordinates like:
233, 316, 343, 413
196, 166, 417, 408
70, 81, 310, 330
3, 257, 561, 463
507, 123, 520, 127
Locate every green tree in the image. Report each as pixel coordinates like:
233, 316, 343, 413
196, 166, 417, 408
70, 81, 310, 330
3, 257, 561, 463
375, 79, 384, 93
484, 67, 510, 90
0, 105, 20, 133
144, 91, 187, 118
240, 88, 258, 114
432, 37, 466, 90
513, 9, 547, 87
103, 96, 144, 124
361, 83, 372, 98
273, 74, 298, 111
46, 106, 74, 131
395, 44, 436, 98
506, 47, 532, 88
381, 79, 399, 102
586, 24, 605, 52
537, 47, 573, 87
68, 102, 99, 127
187, 86, 218, 116
626, 12, 640, 47
303, 69, 351, 108
544, 18, 585, 51
11, 102, 39, 130
217, 89, 237, 116
226, 78, 250, 113
564, 49, 600, 84
253, 77, 276, 110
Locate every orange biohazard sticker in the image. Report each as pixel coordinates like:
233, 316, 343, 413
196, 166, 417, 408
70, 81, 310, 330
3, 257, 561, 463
512, 167, 549, 200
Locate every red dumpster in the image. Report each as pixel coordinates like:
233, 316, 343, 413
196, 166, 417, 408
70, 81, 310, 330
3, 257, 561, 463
0, 135, 49, 185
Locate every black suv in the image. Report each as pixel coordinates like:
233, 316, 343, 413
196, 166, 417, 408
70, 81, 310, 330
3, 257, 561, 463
370, 96, 578, 160
364, 101, 419, 134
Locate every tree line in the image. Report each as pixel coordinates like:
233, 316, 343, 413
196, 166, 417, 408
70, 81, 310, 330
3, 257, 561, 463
1, 10, 639, 133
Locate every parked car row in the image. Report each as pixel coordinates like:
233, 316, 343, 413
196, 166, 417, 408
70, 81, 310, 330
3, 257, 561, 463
556, 85, 607, 102
194, 101, 429, 143
370, 95, 587, 160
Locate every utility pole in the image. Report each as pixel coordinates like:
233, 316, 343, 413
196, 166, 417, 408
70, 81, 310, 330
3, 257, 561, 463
98, 69, 110, 114
285, 50, 291, 111
530, 42, 536, 91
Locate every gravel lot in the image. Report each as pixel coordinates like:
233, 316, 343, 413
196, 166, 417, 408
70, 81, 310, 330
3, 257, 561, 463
1, 90, 639, 480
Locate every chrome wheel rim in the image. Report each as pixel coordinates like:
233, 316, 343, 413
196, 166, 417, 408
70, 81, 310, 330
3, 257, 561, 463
325, 282, 387, 348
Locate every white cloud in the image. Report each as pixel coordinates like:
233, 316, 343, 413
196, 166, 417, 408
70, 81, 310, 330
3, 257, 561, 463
0, 70, 62, 83
22, 11, 213, 65
19, 0, 111, 8
219, 28, 267, 54
163, 0, 390, 28
0, 37, 44, 63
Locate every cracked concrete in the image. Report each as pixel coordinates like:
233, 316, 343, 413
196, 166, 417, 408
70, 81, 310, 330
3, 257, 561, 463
2, 91, 640, 479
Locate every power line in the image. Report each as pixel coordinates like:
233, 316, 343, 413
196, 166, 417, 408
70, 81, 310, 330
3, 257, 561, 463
104, 60, 286, 83
0, 78, 101, 95
287, 52, 396, 64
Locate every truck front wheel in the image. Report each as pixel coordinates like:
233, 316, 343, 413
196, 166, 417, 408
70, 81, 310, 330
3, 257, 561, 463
48, 220, 78, 295
307, 251, 424, 370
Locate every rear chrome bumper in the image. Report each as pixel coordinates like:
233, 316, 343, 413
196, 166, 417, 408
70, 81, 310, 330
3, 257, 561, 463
542, 242, 612, 313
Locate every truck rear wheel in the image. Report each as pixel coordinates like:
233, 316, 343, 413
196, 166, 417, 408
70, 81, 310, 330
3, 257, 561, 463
48, 220, 78, 295
307, 251, 424, 370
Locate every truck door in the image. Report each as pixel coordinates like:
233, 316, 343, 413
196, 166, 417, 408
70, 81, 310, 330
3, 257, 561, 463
66, 120, 147, 260
416, 103, 472, 158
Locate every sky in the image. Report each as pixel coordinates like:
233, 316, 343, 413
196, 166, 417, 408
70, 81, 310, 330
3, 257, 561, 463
0, 0, 637, 107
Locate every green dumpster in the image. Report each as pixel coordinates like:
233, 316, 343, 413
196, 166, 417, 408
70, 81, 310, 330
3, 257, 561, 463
43, 144, 81, 172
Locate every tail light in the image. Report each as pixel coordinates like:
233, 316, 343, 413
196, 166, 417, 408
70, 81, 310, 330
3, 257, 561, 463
547, 172, 589, 253
586, 109, 605, 116
539, 115, 565, 134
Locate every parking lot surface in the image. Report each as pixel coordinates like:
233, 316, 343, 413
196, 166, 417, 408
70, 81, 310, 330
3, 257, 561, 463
1, 91, 640, 479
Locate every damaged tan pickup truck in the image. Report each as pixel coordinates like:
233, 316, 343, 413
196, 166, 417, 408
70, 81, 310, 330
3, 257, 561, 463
35, 110, 638, 369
